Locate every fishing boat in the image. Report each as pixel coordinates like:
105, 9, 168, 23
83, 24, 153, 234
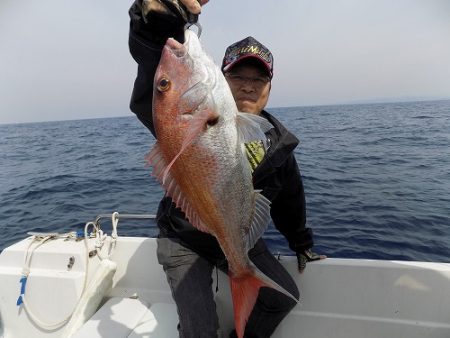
0, 212, 449, 338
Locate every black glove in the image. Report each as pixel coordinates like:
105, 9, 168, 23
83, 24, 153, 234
296, 249, 323, 273
143, 0, 199, 23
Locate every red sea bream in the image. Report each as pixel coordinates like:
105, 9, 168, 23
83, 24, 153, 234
146, 29, 297, 338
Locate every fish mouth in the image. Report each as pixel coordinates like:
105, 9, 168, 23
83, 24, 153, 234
165, 38, 187, 58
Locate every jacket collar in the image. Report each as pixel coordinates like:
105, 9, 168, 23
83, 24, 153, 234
253, 110, 299, 182
261, 110, 299, 166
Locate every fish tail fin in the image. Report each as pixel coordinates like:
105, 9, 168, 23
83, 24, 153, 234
230, 267, 298, 338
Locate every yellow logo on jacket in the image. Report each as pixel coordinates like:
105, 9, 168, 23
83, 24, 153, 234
244, 140, 265, 172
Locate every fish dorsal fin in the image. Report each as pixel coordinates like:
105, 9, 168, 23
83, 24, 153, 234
145, 143, 212, 235
236, 112, 273, 149
245, 190, 271, 252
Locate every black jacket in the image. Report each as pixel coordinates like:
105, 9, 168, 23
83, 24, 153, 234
128, 0, 314, 260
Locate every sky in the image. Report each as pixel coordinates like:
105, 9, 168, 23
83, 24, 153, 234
0, 0, 449, 124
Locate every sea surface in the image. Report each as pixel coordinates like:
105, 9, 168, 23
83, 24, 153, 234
1, 100, 449, 261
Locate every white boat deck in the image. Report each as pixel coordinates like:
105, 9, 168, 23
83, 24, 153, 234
1, 236, 450, 337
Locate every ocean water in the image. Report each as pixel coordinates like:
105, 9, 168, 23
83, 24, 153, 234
1, 100, 449, 262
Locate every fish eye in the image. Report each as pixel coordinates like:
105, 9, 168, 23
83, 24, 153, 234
157, 78, 171, 92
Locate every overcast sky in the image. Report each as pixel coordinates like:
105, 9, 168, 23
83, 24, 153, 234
1, 0, 449, 124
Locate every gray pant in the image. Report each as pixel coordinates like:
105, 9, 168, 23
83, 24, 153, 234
157, 236, 299, 338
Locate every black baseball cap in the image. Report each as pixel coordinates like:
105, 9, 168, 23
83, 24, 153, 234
221, 36, 273, 79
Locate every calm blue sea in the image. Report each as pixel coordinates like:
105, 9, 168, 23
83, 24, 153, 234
1, 100, 449, 261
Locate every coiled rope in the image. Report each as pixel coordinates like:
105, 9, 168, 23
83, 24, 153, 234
16, 212, 119, 330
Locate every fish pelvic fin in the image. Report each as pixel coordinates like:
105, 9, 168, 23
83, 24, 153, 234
245, 190, 271, 252
145, 142, 211, 234
236, 112, 273, 150
230, 266, 299, 338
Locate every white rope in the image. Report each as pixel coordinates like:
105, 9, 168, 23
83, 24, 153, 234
94, 212, 118, 261
18, 213, 120, 330
19, 226, 92, 330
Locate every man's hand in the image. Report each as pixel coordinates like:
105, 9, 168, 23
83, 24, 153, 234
180, 0, 209, 14
297, 249, 326, 274
143, 0, 208, 16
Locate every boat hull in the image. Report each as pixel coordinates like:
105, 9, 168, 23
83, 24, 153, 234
1, 236, 449, 337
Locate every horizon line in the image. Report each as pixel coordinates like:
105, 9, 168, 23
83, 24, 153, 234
1, 97, 449, 126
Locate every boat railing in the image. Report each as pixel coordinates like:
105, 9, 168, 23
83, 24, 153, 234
93, 213, 156, 226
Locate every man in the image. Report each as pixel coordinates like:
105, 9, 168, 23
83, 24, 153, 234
128, 1, 325, 337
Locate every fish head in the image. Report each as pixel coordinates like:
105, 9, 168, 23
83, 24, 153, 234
153, 30, 221, 142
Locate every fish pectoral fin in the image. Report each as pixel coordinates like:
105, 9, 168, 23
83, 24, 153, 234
236, 112, 273, 150
244, 190, 271, 252
164, 109, 218, 182
145, 142, 212, 235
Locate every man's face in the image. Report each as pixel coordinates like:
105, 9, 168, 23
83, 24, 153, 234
225, 61, 271, 115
